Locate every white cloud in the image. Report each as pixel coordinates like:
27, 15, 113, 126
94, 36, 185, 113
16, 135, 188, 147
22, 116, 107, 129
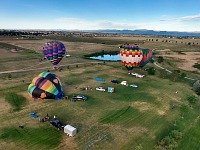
160, 14, 200, 21
1, 17, 200, 32
55, 17, 146, 30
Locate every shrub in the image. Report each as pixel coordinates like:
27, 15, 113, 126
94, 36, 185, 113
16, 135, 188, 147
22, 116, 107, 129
159, 69, 168, 78
155, 130, 182, 150
193, 80, 200, 95
187, 95, 198, 104
170, 70, 181, 81
148, 67, 156, 75
7, 73, 12, 79
157, 56, 164, 63
180, 73, 186, 78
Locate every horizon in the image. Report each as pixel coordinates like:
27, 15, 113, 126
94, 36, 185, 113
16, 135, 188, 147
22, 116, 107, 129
1, 29, 200, 34
1, 0, 200, 32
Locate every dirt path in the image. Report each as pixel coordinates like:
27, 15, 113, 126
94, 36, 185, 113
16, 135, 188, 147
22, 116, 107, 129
153, 62, 197, 81
0, 62, 103, 74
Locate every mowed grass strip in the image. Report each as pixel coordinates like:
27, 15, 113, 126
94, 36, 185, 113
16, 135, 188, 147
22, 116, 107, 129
100, 106, 166, 129
5, 93, 27, 111
0, 127, 62, 149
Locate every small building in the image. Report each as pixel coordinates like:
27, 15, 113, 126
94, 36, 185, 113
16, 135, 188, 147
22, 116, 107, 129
108, 87, 114, 93
64, 125, 77, 136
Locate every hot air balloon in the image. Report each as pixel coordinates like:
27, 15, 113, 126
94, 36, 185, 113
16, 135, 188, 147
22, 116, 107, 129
42, 41, 66, 70
120, 46, 143, 73
139, 48, 153, 68
28, 72, 64, 99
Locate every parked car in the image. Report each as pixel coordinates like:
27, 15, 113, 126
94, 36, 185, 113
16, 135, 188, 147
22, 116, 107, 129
129, 84, 138, 88
111, 80, 120, 84
136, 74, 145, 78
71, 95, 87, 101
96, 87, 106, 92
131, 72, 138, 76
50, 120, 65, 130
66, 54, 71, 57
131, 72, 144, 78
121, 81, 128, 86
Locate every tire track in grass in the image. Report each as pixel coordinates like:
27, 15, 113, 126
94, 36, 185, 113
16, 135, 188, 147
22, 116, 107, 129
77, 125, 111, 149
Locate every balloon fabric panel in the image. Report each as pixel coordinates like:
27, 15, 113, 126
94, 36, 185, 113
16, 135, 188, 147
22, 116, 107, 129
139, 49, 153, 67
42, 41, 66, 65
120, 47, 143, 71
28, 72, 64, 100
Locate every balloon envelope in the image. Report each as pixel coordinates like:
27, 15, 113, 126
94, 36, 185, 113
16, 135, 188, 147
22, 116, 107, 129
139, 49, 153, 67
42, 41, 66, 65
28, 72, 64, 99
120, 46, 143, 71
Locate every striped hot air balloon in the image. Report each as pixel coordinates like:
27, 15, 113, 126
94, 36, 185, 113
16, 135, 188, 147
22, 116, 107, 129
120, 46, 143, 72
42, 41, 66, 66
28, 72, 64, 99
139, 48, 153, 68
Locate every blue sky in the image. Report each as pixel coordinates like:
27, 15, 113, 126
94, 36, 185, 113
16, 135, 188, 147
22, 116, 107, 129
1, 0, 200, 31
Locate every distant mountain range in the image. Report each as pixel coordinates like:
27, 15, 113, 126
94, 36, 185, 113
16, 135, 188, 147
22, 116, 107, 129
86, 29, 200, 37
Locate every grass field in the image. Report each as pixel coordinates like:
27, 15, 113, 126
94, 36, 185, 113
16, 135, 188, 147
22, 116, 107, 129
0, 35, 200, 150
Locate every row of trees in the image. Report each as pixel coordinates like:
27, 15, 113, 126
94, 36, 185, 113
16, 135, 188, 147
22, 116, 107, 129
147, 38, 199, 45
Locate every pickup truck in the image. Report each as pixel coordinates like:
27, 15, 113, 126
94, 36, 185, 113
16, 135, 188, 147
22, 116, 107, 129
50, 120, 65, 130
96, 87, 106, 92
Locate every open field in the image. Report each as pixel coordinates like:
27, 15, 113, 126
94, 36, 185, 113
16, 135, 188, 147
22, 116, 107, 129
0, 35, 200, 150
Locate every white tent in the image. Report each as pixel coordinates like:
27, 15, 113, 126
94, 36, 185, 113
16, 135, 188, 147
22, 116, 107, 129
64, 125, 77, 136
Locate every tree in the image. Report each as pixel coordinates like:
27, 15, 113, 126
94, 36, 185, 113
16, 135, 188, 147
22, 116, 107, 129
170, 70, 180, 81
8, 73, 12, 79
193, 80, 200, 95
148, 67, 156, 75
157, 56, 164, 63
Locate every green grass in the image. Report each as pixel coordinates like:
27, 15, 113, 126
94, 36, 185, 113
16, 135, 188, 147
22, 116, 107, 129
76, 125, 113, 149
0, 127, 62, 150
44, 36, 145, 45
100, 106, 166, 128
178, 118, 200, 150
0, 42, 42, 62
0, 36, 200, 149
5, 93, 27, 111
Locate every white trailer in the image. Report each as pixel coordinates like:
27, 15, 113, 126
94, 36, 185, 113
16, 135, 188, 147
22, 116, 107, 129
64, 125, 77, 136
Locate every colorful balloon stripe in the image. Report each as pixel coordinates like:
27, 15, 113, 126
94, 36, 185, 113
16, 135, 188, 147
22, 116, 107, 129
28, 72, 63, 99
42, 41, 66, 65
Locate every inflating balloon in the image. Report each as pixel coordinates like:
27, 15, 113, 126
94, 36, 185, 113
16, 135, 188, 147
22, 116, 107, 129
28, 72, 64, 99
139, 48, 152, 68
42, 41, 66, 66
120, 46, 143, 72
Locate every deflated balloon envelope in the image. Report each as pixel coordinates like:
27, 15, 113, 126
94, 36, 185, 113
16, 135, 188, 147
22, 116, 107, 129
42, 41, 66, 65
28, 72, 64, 99
120, 46, 143, 71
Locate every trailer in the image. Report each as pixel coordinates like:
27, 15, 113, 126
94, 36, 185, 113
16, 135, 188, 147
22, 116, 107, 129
64, 125, 77, 136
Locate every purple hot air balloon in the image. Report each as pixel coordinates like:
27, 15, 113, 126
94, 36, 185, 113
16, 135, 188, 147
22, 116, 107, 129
42, 41, 66, 67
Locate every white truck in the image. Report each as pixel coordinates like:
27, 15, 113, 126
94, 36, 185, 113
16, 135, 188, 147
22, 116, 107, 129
121, 81, 128, 86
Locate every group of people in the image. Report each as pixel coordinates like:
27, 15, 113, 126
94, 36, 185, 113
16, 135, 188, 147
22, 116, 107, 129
40, 114, 57, 122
